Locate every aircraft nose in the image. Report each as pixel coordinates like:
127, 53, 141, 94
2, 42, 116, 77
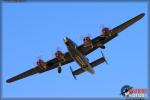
64, 37, 69, 43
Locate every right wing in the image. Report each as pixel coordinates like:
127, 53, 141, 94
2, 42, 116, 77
6, 52, 73, 83
6, 67, 41, 83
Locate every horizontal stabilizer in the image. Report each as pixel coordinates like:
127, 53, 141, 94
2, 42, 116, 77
71, 55, 106, 76
90, 56, 106, 68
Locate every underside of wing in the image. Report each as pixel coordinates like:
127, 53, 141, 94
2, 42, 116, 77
6, 67, 41, 83
6, 52, 73, 83
111, 13, 145, 35
78, 13, 145, 55
39, 52, 73, 73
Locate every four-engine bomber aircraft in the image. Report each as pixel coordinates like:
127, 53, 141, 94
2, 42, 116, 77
6, 13, 145, 83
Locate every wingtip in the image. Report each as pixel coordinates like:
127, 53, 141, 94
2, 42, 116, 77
141, 13, 145, 16
6, 79, 11, 83
6, 78, 14, 83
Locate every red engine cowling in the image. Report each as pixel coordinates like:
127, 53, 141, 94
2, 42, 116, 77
83, 36, 93, 48
37, 59, 46, 69
83, 36, 91, 44
102, 27, 110, 36
55, 50, 65, 61
55, 50, 63, 58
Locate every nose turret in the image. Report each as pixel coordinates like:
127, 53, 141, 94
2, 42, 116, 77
64, 37, 69, 43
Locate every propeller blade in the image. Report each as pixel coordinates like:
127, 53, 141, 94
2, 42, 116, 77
56, 47, 61, 51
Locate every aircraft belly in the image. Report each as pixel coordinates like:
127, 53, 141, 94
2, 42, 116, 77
68, 47, 95, 74
85, 66, 95, 74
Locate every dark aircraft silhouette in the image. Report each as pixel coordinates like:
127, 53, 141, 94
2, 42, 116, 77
6, 13, 145, 83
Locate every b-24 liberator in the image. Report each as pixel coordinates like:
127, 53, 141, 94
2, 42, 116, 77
6, 13, 145, 83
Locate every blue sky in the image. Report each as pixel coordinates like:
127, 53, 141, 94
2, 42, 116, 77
2, 2, 148, 98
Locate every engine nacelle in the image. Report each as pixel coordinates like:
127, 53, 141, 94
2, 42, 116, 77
55, 50, 65, 61
83, 37, 90, 43
83, 37, 93, 48
37, 59, 47, 69
101, 27, 110, 36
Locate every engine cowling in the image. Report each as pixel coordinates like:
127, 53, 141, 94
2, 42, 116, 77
83, 37, 90, 43
55, 50, 65, 73
83, 37, 93, 48
37, 59, 46, 69
55, 50, 65, 61
102, 27, 110, 36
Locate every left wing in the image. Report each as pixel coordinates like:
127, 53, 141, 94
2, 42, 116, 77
78, 13, 145, 55
6, 67, 41, 83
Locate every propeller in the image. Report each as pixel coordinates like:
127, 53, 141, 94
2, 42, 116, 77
37, 55, 44, 62
56, 47, 61, 51
80, 32, 93, 42
99, 24, 105, 29
99, 24, 111, 29
86, 32, 93, 38
99, 24, 112, 33
52, 47, 62, 59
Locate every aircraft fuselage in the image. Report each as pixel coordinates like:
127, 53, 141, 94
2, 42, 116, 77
64, 37, 95, 74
